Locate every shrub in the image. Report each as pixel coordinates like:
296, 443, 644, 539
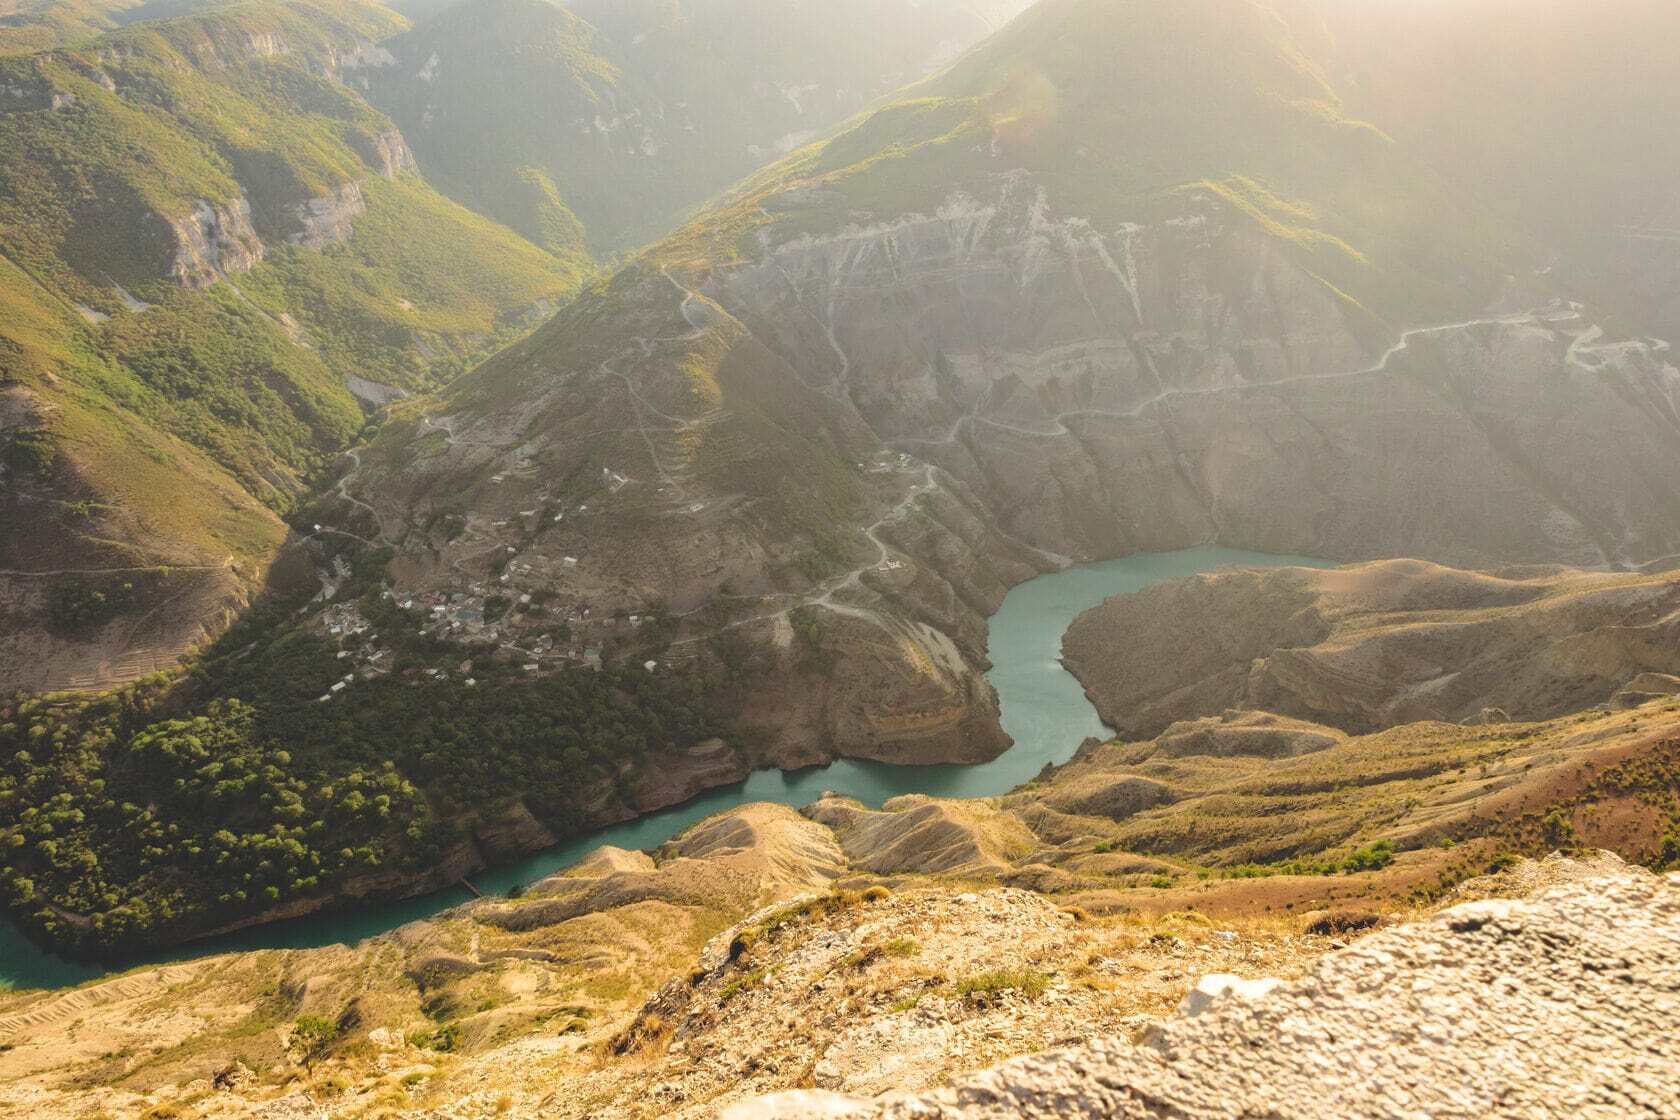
1647, 827, 1680, 871
1338, 840, 1396, 874
720, 970, 764, 1002
1305, 910, 1381, 936
421, 1021, 463, 1052
1487, 850, 1521, 873
289, 1015, 339, 1071
3, 431, 57, 478
1540, 808, 1576, 848
954, 968, 1050, 999
47, 579, 140, 633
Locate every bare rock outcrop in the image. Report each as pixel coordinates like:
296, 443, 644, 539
354, 126, 416, 179
740, 860, 1680, 1119
164, 196, 265, 287
288, 180, 366, 249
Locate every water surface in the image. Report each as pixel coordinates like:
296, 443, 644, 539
0, 547, 1330, 990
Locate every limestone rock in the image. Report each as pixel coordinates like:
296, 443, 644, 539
1173, 972, 1283, 1019
166, 197, 264, 287
288, 181, 366, 249
721, 1091, 879, 1120
750, 863, 1680, 1119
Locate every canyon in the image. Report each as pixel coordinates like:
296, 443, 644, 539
5, 6, 1680, 1114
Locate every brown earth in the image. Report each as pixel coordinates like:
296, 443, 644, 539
3, 701, 1675, 1119
1063, 558, 1680, 740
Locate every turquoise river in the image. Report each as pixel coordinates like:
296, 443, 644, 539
0, 547, 1331, 991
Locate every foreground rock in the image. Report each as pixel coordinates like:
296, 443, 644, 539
740, 861, 1680, 1119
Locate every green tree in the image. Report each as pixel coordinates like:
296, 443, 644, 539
289, 1014, 340, 1073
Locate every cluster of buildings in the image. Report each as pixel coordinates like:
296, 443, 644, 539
314, 601, 395, 701
307, 471, 678, 697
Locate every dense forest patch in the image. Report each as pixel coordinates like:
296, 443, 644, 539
0, 581, 725, 955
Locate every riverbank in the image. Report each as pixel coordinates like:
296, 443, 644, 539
0, 549, 1331, 991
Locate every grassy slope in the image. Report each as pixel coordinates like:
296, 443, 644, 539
1011, 701, 1680, 915
357, 0, 611, 256
236, 172, 592, 390
0, 0, 591, 396
360, 0, 1037, 256
1310, 0, 1680, 336
0, 0, 139, 54
0, 0, 592, 686
643, 0, 1523, 333
0, 253, 286, 573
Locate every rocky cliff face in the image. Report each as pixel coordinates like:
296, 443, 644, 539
361, 169, 1680, 767
354, 126, 416, 179
719, 180, 1680, 569
287, 180, 366, 250
165, 196, 266, 287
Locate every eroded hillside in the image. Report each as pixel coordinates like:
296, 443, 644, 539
348, 0, 1680, 773
1063, 559, 1680, 739
3, 689, 1676, 1118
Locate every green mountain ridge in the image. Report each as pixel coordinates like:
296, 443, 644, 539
0, 0, 590, 695
352, 0, 1037, 254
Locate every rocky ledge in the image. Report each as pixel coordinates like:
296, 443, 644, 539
736, 860, 1680, 1119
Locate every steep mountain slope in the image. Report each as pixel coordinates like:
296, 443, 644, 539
1309, 0, 1680, 343
0, 0, 139, 54
355, 0, 1680, 773
1064, 560, 1680, 738
0, 0, 590, 692
0, 0, 245, 54
350, 0, 1035, 254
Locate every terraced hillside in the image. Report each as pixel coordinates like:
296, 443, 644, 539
0, 0, 591, 692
